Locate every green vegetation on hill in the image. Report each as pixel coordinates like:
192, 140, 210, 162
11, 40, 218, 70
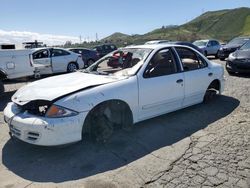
66, 7, 250, 48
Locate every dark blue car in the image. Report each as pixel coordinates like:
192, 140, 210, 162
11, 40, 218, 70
68, 48, 100, 67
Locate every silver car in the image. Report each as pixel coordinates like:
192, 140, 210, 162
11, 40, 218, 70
193, 39, 221, 58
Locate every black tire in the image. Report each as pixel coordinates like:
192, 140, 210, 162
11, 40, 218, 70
67, 62, 78, 73
203, 89, 217, 103
215, 51, 219, 59
203, 81, 220, 103
204, 51, 207, 57
87, 59, 95, 67
220, 58, 225, 61
0, 80, 4, 96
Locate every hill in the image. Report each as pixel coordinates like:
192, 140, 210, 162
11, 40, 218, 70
101, 7, 250, 46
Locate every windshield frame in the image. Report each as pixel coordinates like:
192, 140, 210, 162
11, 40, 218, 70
228, 37, 250, 46
240, 40, 250, 50
193, 40, 208, 47
83, 48, 153, 77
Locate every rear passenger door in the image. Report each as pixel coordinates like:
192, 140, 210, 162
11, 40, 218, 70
138, 48, 184, 120
175, 47, 213, 107
51, 49, 71, 72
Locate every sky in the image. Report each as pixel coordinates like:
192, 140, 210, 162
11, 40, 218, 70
0, 0, 249, 45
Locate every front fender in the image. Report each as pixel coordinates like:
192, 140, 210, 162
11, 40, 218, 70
54, 76, 139, 121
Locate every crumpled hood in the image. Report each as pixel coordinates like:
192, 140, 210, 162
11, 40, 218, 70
12, 72, 124, 105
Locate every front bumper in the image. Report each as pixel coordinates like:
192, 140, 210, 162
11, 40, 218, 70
226, 60, 250, 73
218, 49, 235, 59
4, 102, 88, 146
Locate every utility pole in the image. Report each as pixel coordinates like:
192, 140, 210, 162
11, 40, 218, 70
79, 35, 82, 44
96, 33, 98, 42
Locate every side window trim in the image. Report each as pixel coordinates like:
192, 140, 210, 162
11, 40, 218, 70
143, 47, 181, 79
174, 47, 208, 72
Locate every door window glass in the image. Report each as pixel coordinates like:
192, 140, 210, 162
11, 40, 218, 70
144, 48, 178, 78
175, 47, 207, 71
33, 49, 49, 59
52, 49, 70, 57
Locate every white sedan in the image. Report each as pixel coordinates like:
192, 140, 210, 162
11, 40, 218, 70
4, 44, 225, 146
32, 47, 85, 75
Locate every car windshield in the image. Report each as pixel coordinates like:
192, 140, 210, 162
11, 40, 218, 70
83, 48, 152, 76
193, 41, 207, 46
228, 38, 249, 45
240, 40, 250, 50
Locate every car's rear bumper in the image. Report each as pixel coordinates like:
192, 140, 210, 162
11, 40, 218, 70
4, 102, 87, 146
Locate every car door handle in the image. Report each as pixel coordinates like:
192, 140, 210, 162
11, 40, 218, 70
208, 72, 213, 76
176, 79, 183, 84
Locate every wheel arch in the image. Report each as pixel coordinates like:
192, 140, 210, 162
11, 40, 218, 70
68, 61, 79, 68
82, 99, 134, 135
208, 79, 221, 91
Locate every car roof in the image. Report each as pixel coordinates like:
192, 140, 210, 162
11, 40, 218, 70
125, 43, 198, 51
32, 47, 71, 52
68, 48, 93, 51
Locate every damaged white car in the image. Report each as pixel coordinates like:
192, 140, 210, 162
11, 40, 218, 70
4, 44, 225, 146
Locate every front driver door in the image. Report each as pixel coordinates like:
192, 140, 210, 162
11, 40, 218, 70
138, 47, 184, 120
32, 49, 52, 74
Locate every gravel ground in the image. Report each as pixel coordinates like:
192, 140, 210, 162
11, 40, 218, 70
0, 59, 249, 188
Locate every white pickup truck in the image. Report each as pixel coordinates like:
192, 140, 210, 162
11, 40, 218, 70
0, 49, 34, 95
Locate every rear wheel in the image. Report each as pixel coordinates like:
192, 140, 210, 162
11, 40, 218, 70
67, 62, 78, 72
220, 58, 225, 61
215, 51, 219, 59
0, 80, 4, 96
203, 80, 220, 103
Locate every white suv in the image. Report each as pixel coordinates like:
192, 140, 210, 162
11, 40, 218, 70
193, 39, 221, 58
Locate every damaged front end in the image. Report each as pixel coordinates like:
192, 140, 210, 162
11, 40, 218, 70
16, 100, 53, 117
14, 100, 79, 118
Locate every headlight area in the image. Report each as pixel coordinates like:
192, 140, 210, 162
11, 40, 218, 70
228, 53, 236, 61
4, 102, 86, 146
46, 105, 79, 118
14, 100, 78, 118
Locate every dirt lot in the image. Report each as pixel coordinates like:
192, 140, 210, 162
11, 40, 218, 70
0, 59, 249, 188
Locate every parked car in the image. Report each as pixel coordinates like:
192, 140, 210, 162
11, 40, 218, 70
145, 40, 169, 45
0, 43, 15, 49
218, 36, 250, 60
168, 41, 204, 54
32, 48, 84, 75
0, 49, 35, 94
93, 44, 117, 58
4, 44, 224, 146
68, 48, 99, 67
193, 39, 221, 58
226, 40, 250, 74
